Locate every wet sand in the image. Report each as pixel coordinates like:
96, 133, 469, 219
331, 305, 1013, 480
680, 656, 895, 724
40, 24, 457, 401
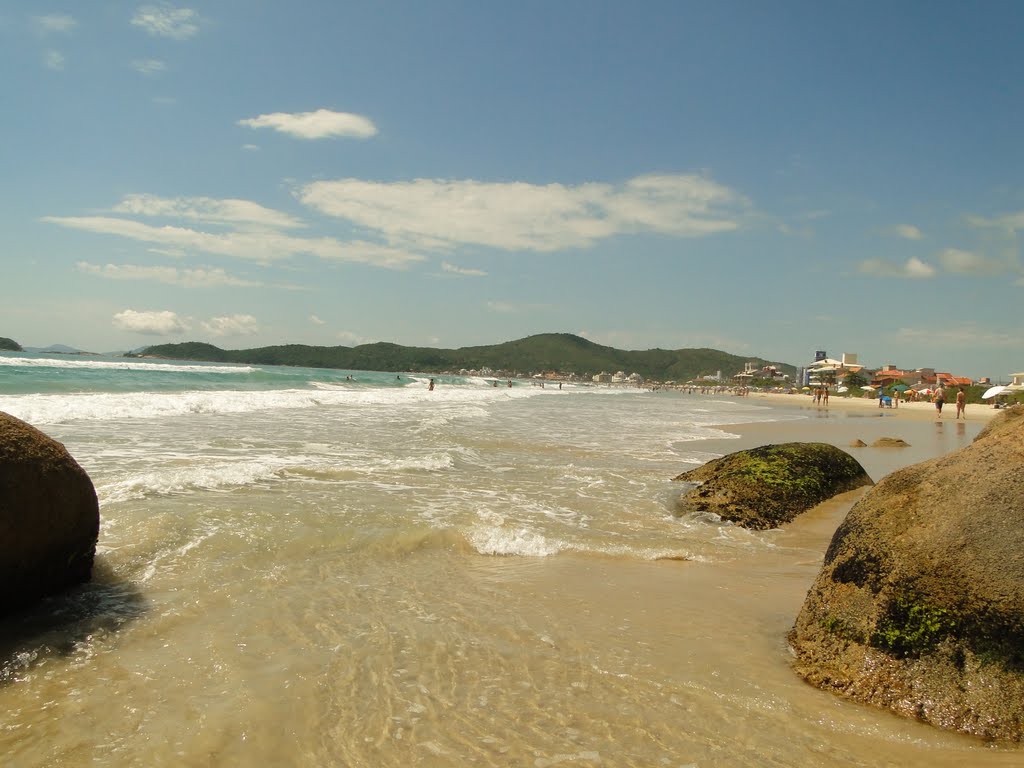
713, 392, 989, 483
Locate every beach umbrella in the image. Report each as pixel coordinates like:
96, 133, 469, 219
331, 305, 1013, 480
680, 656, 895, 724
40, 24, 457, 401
891, 384, 909, 392
982, 385, 1009, 400
862, 384, 876, 391
918, 388, 932, 396
836, 386, 849, 393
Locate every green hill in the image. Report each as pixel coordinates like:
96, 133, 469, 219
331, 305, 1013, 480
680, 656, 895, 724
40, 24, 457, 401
138, 333, 794, 382
0, 337, 23, 352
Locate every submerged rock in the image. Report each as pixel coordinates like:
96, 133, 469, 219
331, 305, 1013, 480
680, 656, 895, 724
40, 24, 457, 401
673, 442, 872, 530
0, 412, 99, 616
789, 405, 1024, 741
871, 437, 910, 448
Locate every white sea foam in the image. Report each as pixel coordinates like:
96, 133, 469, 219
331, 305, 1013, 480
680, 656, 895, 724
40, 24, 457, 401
466, 524, 566, 557
97, 456, 298, 503
0, 382, 548, 425
0, 355, 255, 374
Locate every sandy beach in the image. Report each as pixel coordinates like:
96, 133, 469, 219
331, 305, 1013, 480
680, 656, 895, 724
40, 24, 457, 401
694, 391, 993, 484
754, 390, 996, 422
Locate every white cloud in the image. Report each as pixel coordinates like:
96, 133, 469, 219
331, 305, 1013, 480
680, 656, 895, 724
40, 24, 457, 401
132, 59, 167, 75
113, 309, 188, 335
131, 4, 200, 40
238, 109, 378, 140
335, 330, 367, 345
309, 315, 325, 325
77, 261, 260, 288
201, 314, 259, 337
937, 248, 1009, 275
298, 173, 747, 254
486, 300, 552, 314
967, 211, 1024, 232
858, 256, 936, 278
146, 246, 186, 259
44, 50, 65, 71
112, 193, 304, 229
893, 224, 923, 240
44, 215, 423, 269
441, 261, 487, 277
895, 324, 1022, 350
34, 14, 77, 33
242, 144, 260, 151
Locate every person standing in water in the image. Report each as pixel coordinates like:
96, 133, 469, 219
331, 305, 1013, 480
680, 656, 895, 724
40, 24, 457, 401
956, 386, 966, 419
428, 378, 435, 391
933, 384, 945, 418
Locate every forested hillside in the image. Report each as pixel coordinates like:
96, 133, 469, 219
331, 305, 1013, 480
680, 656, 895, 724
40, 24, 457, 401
138, 333, 794, 382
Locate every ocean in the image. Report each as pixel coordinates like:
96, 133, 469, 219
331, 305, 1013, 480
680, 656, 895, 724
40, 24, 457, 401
0, 351, 1017, 767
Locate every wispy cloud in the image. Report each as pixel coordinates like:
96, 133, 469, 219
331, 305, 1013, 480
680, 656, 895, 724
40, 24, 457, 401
43, 50, 65, 71
309, 315, 325, 325
112, 193, 304, 229
113, 309, 188, 335
131, 59, 167, 76
441, 261, 487, 277
44, 215, 423, 269
858, 256, 936, 278
201, 314, 259, 337
936, 248, 1011, 275
77, 261, 260, 288
131, 4, 200, 40
895, 324, 1022, 351
967, 210, 1024, 232
238, 109, 378, 140
34, 14, 77, 33
336, 330, 368, 345
892, 224, 923, 240
299, 173, 749, 254
486, 300, 552, 314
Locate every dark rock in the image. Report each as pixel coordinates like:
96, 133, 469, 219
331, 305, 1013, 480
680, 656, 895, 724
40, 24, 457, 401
673, 442, 873, 530
0, 412, 99, 617
789, 405, 1024, 741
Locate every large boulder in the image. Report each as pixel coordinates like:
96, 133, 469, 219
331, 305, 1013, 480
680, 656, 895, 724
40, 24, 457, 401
673, 442, 872, 529
0, 412, 99, 616
789, 406, 1024, 741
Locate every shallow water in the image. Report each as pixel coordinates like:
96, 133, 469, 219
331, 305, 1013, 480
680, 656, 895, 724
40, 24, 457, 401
0, 357, 1017, 766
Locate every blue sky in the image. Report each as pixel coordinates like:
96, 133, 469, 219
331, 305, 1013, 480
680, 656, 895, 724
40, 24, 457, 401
3, 2, 1022, 379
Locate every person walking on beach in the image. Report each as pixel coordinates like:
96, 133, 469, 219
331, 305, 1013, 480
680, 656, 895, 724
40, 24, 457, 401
956, 386, 966, 419
933, 384, 945, 418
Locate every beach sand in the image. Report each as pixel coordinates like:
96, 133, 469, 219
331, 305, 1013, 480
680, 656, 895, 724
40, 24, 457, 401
526, 396, 1013, 765
715, 391, 992, 483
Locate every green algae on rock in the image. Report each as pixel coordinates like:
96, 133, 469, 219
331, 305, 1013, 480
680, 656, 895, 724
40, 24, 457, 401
672, 442, 873, 530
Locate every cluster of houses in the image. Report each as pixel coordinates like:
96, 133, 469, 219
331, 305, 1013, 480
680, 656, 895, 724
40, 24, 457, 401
794, 351, 1023, 393
459, 353, 1024, 393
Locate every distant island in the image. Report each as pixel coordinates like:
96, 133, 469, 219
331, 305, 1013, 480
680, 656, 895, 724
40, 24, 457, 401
135, 333, 795, 382
0, 337, 22, 352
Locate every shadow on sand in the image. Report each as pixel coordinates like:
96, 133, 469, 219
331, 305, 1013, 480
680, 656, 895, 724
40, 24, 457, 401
0, 558, 146, 684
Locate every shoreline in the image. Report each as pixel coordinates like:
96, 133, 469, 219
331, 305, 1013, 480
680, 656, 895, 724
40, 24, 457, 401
697, 391, 991, 483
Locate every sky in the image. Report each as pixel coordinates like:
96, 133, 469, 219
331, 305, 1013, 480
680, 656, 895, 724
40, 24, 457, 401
3, 1, 1023, 380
